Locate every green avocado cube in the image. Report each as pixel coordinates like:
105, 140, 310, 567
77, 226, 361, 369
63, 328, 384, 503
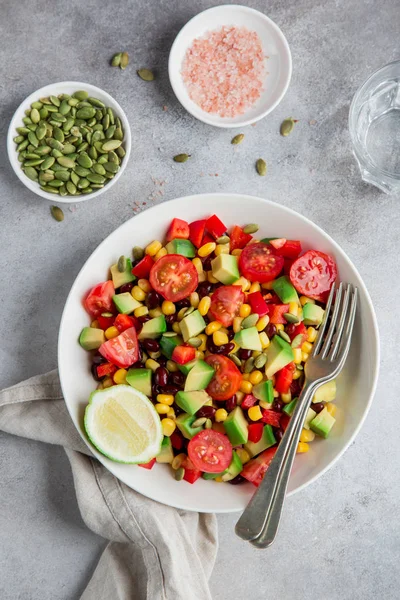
184, 360, 215, 392
156, 436, 174, 464
265, 335, 294, 379
178, 359, 198, 376
110, 257, 135, 288
176, 413, 204, 439
175, 390, 211, 415
203, 451, 243, 481
126, 368, 152, 396
283, 397, 298, 416
303, 407, 317, 430
180, 310, 206, 342
79, 327, 105, 351
224, 406, 248, 446
252, 380, 274, 403
272, 276, 299, 304
303, 303, 325, 326
310, 407, 336, 438
244, 424, 276, 457
211, 254, 240, 285
165, 238, 196, 258
113, 292, 142, 314
137, 315, 167, 340
234, 327, 262, 351
160, 334, 182, 359
313, 380, 336, 403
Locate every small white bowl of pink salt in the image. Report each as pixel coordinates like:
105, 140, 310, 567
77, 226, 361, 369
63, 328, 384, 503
168, 5, 292, 128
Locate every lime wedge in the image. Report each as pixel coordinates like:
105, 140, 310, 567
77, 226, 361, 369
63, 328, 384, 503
84, 385, 163, 464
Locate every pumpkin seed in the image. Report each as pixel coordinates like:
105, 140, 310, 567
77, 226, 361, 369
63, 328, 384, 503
51, 149, 63, 158
117, 255, 127, 272
57, 156, 75, 168
216, 235, 230, 244
17, 140, 28, 152
24, 158, 44, 167
291, 334, 303, 349
137, 68, 154, 81
77, 178, 90, 189
244, 357, 255, 373
173, 153, 190, 163
174, 467, 185, 481
187, 337, 202, 348
132, 246, 144, 261
36, 122, 47, 140
283, 313, 300, 324
114, 127, 123, 141
105, 125, 116, 139
54, 170, 70, 182
231, 133, 244, 145
24, 152, 40, 160
297, 364, 304, 371
62, 143, 76, 155
74, 165, 90, 177
23, 166, 38, 181
53, 126, 64, 142
28, 131, 39, 147
243, 224, 259, 234
116, 146, 125, 158
50, 206, 64, 221
111, 52, 122, 67
23, 117, 32, 125
107, 107, 115, 125
228, 354, 242, 367
254, 354, 267, 369
59, 185, 68, 196
40, 171, 54, 182
120, 52, 129, 70
73, 90, 89, 101
87, 173, 105, 184
88, 146, 98, 160
241, 313, 259, 329
192, 417, 207, 428
103, 161, 120, 174
77, 141, 89, 153
66, 181, 77, 195
76, 107, 96, 120
35, 145, 51, 155
40, 186, 59, 194
256, 158, 267, 176
205, 419, 212, 430
77, 153, 92, 168
40, 156, 55, 170
108, 150, 119, 163
70, 171, 80, 186
50, 95, 60, 107
279, 330, 291, 343
280, 117, 296, 137
13, 135, 24, 144
31, 101, 43, 109
30, 108, 40, 123
47, 179, 64, 188
101, 139, 121, 152
16, 127, 30, 135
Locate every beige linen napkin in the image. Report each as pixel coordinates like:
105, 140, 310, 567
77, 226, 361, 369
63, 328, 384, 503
0, 370, 218, 600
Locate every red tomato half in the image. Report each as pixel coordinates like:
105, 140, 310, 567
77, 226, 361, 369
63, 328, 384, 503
208, 285, 245, 326
150, 254, 198, 302
171, 345, 196, 365
290, 250, 337, 302
230, 225, 253, 251
205, 355, 242, 401
84, 281, 115, 318
239, 243, 284, 283
269, 304, 290, 324
205, 214, 227, 239
275, 365, 295, 394
189, 219, 206, 248
99, 327, 139, 368
274, 240, 302, 259
242, 447, 277, 487
132, 255, 154, 279
166, 218, 189, 242
188, 430, 233, 473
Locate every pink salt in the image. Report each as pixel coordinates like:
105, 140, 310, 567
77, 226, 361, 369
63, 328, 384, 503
181, 25, 266, 118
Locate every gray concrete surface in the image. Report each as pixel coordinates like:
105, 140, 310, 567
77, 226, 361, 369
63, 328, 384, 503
0, 0, 399, 598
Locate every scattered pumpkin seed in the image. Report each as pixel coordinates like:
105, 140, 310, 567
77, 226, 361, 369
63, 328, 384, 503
256, 158, 267, 176
279, 330, 291, 343
132, 246, 144, 261
120, 52, 129, 70
111, 52, 122, 67
231, 133, 244, 145
137, 68, 154, 81
175, 467, 185, 481
283, 313, 300, 324
241, 313, 259, 329
173, 153, 190, 163
243, 224, 259, 234
280, 117, 297, 137
50, 205, 64, 222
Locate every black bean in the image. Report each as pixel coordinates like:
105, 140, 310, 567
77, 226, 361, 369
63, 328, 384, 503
143, 338, 160, 353
311, 402, 325, 414
197, 281, 213, 298
165, 314, 176, 326
157, 355, 167, 367
228, 475, 246, 485
154, 366, 168, 387
225, 395, 237, 412
119, 282, 134, 293
201, 255, 213, 271
196, 405, 216, 419
146, 290, 161, 309
161, 384, 180, 395
272, 399, 284, 412
239, 349, 252, 360
175, 298, 190, 310
92, 353, 106, 365
274, 428, 284, 443
170, 371, 185, 387
139, 315, 151, 323
219, 342, 235, 355
91, 364, 102, 381
266, 323, 277, 338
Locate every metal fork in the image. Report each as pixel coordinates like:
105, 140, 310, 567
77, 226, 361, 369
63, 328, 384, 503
235, 282, 358, 548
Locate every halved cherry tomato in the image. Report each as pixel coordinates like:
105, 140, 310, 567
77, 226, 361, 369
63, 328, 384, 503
230, 225, 252, 251
247, 291, 269, 317
84, 281, 115, 318
114, 313, 141, 333
188, 430, 232, 473
97, 362, 117, 378
261, 410, 281, 427
166, 218, 189, 242
99, 327, 139, 368
205, 214, 227, 239
170, 430, 184, 450
138, 458, 156, 470
97, 314, 115, 330
275, 364, 295, 394
239, 242, 284, 283
288, 322, 307, 345
208, 285, 244, 326
242, 447, 277, 487
241, 394, 258, 410
269, 304, 290, 324
248, 423, 264, 443
150, 254, 198, 302
205, 355, 242, 401
132, 255, 154, 279
290, 250, 337, 302
181, 456, 202, 483
189, 219, 206, 248
274, 240, 302, 259
171, 345, 196, 365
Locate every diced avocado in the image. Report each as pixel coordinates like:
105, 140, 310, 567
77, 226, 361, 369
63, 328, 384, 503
175, 389, 211, 415
180, 310, 206, 342
178, 359, 198, 376
202, 471, 220, 480
211, 254, 240, 285
261, 237, 278, 243
79, 327, 105, 350
245, 424, 276, 457
221, 451, 243, 482
184, 360, 215, 392
156, 436, 174, 464
252, 380, 274, 403
303, 303, 325, 326
160, 334, 182, 359
272, 276, 299, 304
110, 258, 135, 288
176, 413, 204, 439
313, 380, 336, 403
138, 315, 167, 340
304, 407, 317, 430
234, 326, 262, 351
265, 335, 294, 379
165, 238, 196, 258
126, 368, 152, 396
113, 292, 141, 314
224, 406, 248, 446
310, 407, 336, 438
283, 397, 298, 416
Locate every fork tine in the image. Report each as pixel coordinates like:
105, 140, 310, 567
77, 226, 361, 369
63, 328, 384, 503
333, 286, 358, 368
320, 282, 344, 359
312, 282, 336, 357
329, 284, 352, 361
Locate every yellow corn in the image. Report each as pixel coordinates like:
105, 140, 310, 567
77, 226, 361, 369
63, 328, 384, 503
301, 341, 313, 354
161, 418, 176, 436
105, 326, 119, 340
240, 380, 253, 394
172, 321, 181, 334
214, 476, 224, 483
134, 306, 148, 318
307, 327, 317, 343
162, 300, 176, 315
155, 403, 170, 415
207, 271, 219, 284
198, 272, 207, 283
198, 242, 216, 257
275, 323, 284, 331
326, 403, 337, 417
231, 249, 242, 256
145, 358, 160, 372
249, 282, 261, 293
198, 296, 211, 316
300, 296, 315, 306
157, 394, 174, 406
233, 277, 250, 292
197, 334, 207, 352
212, 422, 226, 434
288, 301, 299, 316
248, 405, 262, 421
190, 292, 199, 308
166, 407, 176, 419
259, 332, 270, 349
297, 442, 310, 453
131, 286, 146, 301
215, 244, 229, 256
113, 368, 128, 385
171, 453, 186, 470
292, 369, 302, 380
249, 370, 263, 385
242, 373, 250, 381
300, 429, 315, 443
281, 392, 292, 404
293, 348, 302, 364
261, 281, 275, 290
213, 331, 229, 346
256, 315, 270, 332
206, 321, 222, 335
239, 303, 251, 318
145, 240, 162, 256
155, 247, 168, 261
195, 350, 205, 360
273, 389, 279, 398
137, 279, 151, 293
91, 319, 100, 329
302, 352, 310, 362
233, 316, 243, 333
215, 408, 228, 422
149, 308, 162, 318
166, 360, 178, 372
102, 376, 113, 389
192, 257, 204, 275
236, 448, 250, 464
259, 400, 273, 410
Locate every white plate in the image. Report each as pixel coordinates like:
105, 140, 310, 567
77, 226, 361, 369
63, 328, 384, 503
58, 193, 379, 513
7, 81, 131, 204
168, 5, 292, 128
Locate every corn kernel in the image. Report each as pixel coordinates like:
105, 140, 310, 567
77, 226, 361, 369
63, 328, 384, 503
166, 407, 176, 419
134, 306, 148, 318
113, 368, 128, 385
102, 376, 113, 389
239, 303, 251, 318
302, 352, 310, 362
145, 358, 160, 372
198, 272, 207, 283
91, 319, 100, 329
198, 296, 211, 316
326, 402, 337, 417
166, 360, 178, 372
219, 326, 229, 335
145, 240, 162, 256
155, 403, 170, 415
293, 348, 302, 364
212, 422, 226, 434
197, 334, 207, 352
249, 370, 263, 385
155, 247, 168, 261
231, 249, 242, 256
207, 271, 219, 283
242, 373, 250, 381
292, 369, 302, 380
259, 400, 273, 410
307, 327, 318, 343
248, 405, 263, 421
259, 332, 270, 349
213, 331, 229, 346
233, 277, 251, 292
192, 257, 204, 274
214, 476, 224, 482
256, 315, 270, 332
300, 296, 315, 306
301, 341, 313, 354
261, 281, 275, 290
157, 394, 174, 406
195, 351, 205, 360
206, 321, 222, 335
297, 442, 310, 453
131, 285, 146, 302
172, 321, 181, 334
105, 326, 119, 340
161, 418, 176, 436
240, 380, 253, 394
149, 308, 163, 318
300, 428, 315, 443
249, 282, 261, 293
288, 301, 299, 316
215, 244, 229, 256
281, 392, 292, 404
190, 292, 199, 308
137, 279, 151, 293
236, 448, 250, 464
161, 300, 176, 315
198, 242, 216, 257
215, 408, 228, 422
233, 316, 243, 333
275, 323, 284, 331
272, 389, 279, 399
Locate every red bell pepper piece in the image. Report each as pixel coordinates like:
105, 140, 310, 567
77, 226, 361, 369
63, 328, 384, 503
205, 214, 227, 239
171, 345, 196, 365
170, 431, 184, 450
241, 394, 258, 410
274, 240, 302, 259
132, 255, 154, 279
247, 423, 264, 443
97, 314, 115, 330
182, 457, 201, 484
138, 458, 156, 470
189, 219, 207, 248
269, 304, 290, 324
280, 413, 290, 432
201, 233, 215, 246
114, 313, 141, 333
261, 410, 282, 427
166, 218, 189, 242
275, 364, 295, 394
229, 225, 253, 251
248, 291, 269, 317
97, 362, 117, 378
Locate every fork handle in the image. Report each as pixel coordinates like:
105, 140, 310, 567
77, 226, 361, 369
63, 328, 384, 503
235, 381, 317, 544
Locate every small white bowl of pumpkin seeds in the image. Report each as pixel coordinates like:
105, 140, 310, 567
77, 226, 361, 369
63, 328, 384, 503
7, 81, 131, 203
